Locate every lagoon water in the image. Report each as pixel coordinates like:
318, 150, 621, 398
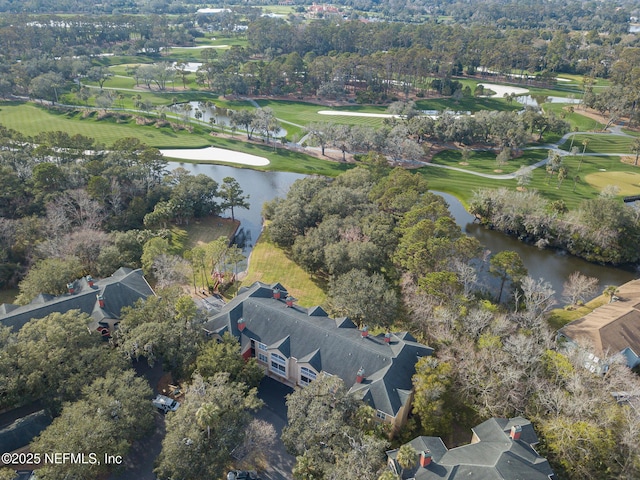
168, 161, 637, 297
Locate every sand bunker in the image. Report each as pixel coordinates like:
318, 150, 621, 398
160, 147, 270, 166
478, 83, 530, 97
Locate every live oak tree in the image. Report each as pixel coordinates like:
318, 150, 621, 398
15, 256, 84, 305
283, 374, 388, 480
328, 268, 398, 328
196, 331, 263, 388
31, 369, 154, 480
116, 287, 204, 377
155, 374, 262, 480
1, 311, 127, 411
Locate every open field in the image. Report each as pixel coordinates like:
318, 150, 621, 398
181, 216, 240, 250
238, 233, 328, 307
0, 102, 352, 176
558, 133, 636, 154
422, 151, 637, 209
584, 171, 640, 195
431, 149, 547, 175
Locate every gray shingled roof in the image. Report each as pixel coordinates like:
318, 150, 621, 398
387, 417, 555, 480
203, 281, 433, 417
0, 268, 154, 332
0, 410, 52, 453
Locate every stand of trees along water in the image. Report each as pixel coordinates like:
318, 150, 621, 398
263, 163, 640, 480
1, 118, 640, 478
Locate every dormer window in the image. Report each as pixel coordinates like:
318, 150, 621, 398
270, 353, 287, 376
300, 367, 317, 386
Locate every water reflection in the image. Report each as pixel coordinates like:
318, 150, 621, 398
434, 191, 637, 296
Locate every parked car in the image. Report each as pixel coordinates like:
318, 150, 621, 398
152, 394, 180, 413
227, 470, 259, 480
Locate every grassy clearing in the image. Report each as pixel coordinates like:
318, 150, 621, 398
0, 102, 212, 148
181, 216, 240, 250
238, 232, 328, 307
584, 171, 640, 195
255, 99, 387, 130
558, 133, 636, 154
544, 105, 604, 132
431, 149, 546, 175
421, 148, 636, 209
547, 294, 608, 331
414, 96, 518, 113
0, 101, 352, 176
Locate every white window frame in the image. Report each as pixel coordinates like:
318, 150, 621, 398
376, 410, 387, 420
258, 353, 268, 363
300, 367, 317, 386
270, 352, 287, 377
258, 342, 267, 351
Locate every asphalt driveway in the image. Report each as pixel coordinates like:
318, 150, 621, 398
255, 377, 295, 480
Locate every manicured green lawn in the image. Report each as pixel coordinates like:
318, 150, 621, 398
414, 96, 518, 113
181, 216, 240, 250
543, 104, 604, 131
237, 232, 328, 307
0, 101, 352, 177
558, 133, 636, 154
431, 149, 547, 175
254, 99, 388, 130
421, 149, 637, 210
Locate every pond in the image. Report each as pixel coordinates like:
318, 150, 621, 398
167, 161, 306, 256
435, 191, 638, 297
172, 101, 288, 138
516, 95, 582, 108
168, 160, 637, 298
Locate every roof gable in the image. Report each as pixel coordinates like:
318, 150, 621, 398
203, 281, 433, 416
0, 269, 154, 332
388, 417, 555, 480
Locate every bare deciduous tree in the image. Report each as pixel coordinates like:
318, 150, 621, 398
562, 271, 599, 306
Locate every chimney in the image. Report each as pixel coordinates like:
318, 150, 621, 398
356, 367, 365, 383
384, 332, 391, 343
419, 450, 432, 467
97, 294, 105, 308
67, 282, 75, 294
237, 317, 246, 332
285, 296, 295, 307
361, 325, 369, 338
510, 425, 522, 441
273, 288, 281, 300
86, 275, 94, 287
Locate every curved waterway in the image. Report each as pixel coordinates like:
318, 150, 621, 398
167, 160, 637, 296
435, 191, 638, 296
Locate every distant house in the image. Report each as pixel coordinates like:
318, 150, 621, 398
203, 281, 433, 431
0, 410, 52, 455
558, 279, 640, 372
387, 417, 555, 479
0, 267, 155, 336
